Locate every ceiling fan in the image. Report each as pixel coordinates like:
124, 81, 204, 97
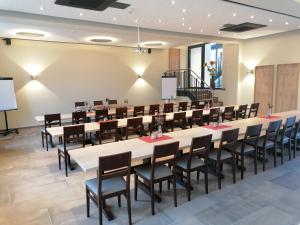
134, 27, 150, 54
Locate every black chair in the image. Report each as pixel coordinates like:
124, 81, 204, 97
176, 134, 212, 201
58, 125, 85, 177
291, 120, 300, 158
149, 104, 160, 115
190, 101, 200, 110
86, 151, 132, 225
208, 108, 220, 125
234, 124, 262, 179
134, 141, 179, 215
257, 120, 282, 170
72, 111, 87, 124
189, 109, 203, 128
108, 99, 118, 105
276, 116, 296, 164
133, 106, 145, 117
171, 112, 186, 131
222, 106, 235, 121
41, 113, 61, 151
116, 107, 127, 119
208, 128, 240, 189
125, 117, 144, 140
236, 104, 248, 120
75, 101, 86, 108
178, 102, 188, 112
94, 100, 103, 106
149, 114, 166, 134
163, 103, 174, 113
95, 109, 109, 122
248, 103, 260, 118
93, 120, 119, 145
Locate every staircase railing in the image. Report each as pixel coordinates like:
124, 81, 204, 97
163, 69, 213, 102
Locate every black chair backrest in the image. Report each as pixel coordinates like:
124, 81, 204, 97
218, 128, 240, 156
133, 106, 145, 117
209, 108, 220, 122
248, 103, 259, 118
178, 102, 188, 111
265, 120, 282, 143
188, 134, 212, 168
94, 100, 103, 106
173, 112, 186, 122
192, 109, 203, 122
108, 99, 118, 105
127, 117, 143, 129
190, 101, 200, 109
223, 106, 235, 120
151, 142, 179, 179
282, 116, 296, 139
116, 107, 127, 119
44, 113, 61, 128
293, 120, 300, 139
243, 124, 263, 146
95, 109, 108, 122
163, 103, 174, 113
237, 104, 248, 119
75, 101, 85, 108
72, 111, 87, 124
149, 104, 160, 115
100, 120, 118, 133
98, 151, 131, 193
63, 125, 85, 149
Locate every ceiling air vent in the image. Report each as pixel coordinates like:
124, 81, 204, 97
220, 22, 266, 33
55, 0, 130, 11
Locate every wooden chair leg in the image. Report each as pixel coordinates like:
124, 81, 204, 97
151, 182, 155, 215
187, 172, 191, 201
58, 151, 61, 170
294, 140, 297, 158
288, 142, 291, 160
64, 152, 68, 177
217, 161, 222, 189
126, 191, 132, 225
118, 195, 121, 208
159, 182, 162, 194
173, 174, 177, 207
134, 174, 138, 201
241, 153, 244, 179
86, 188, 90, 217
232, 155, 236, 184
263, 149, 266, 172
41, 132, 45, 148
99, 198, 103, 225
45, 133, 49, 151
204, 165, 208, 194
281, 144, 284, 165
254, 149, 258, 175
197, 171, 200, 181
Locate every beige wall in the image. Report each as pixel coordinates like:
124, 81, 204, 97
239, 30, 300, 108
0, 39, 168, 128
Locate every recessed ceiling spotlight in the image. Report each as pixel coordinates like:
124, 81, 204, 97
86, 36, 117, 43
40, 6, 44, 11
142, 41, 166, 47
269, 18, 273, 22
188, 26, 192, 30
285, 21, 289, 25
233, 13, 236, 17
250, 15, 254, 19
200, 29, 203, 32
208, 14, 211, 17
182, 8, 186, 13
79, 12, 83, 16
182, 17, 185, 20
182, 22, 185, 26
158, 19, 162, 23
135, 18, 138, 23
171, 0, 175, 5
13, 30, 48, 38
113, 17, 116, 21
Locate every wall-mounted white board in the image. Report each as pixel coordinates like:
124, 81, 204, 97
161, 77, 177, 100
0, 77, 17, 111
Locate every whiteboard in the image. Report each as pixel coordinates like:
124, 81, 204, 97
0, 77, 17, 111
161, 77, 177, 100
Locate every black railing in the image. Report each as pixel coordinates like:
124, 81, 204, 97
163, 69, 213, 102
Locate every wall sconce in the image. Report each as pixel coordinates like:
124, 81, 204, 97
30, 75, 37, 80
247, 69, 254, 76
134, 66, 145, 79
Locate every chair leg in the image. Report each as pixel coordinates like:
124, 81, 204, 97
50, 135, 54, 148
254, 148, 258, 175
118, 195, 121, 208
274, 147, 277, 168
241, 153, 244, 180
294, 139, 297, 158
126, 191, 132, 225
134, 174, 138, 201
281, 144, 284, 165
41, 132, 44, 148
45, 133, 49, 151
232, 156, 236, 184
64, 152, 68, 177
197, 171, 200, 181
204, 165, 208, 194
288, 142, 291, 160
150, 182, 155, 215
187, 171, 191, 201
173, 174, 177, 207
99, 199, 103, 225
86, 188, 90, 217
58, 151, 61, 170
217, 161, 222, 189
159, 182, 162, 194
263, 149, 266, 172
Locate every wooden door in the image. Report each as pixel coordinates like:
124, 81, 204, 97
254, 65, 274, 115
276, 63, 300, 112
169, 48, 180, 85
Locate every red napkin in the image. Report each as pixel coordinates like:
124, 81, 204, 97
204, 124, 232, 130
96, 120, 113, 124
259, 115, 281, 120
139, 135, 172, 143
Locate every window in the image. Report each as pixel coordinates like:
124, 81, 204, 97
188, 43, 223, 89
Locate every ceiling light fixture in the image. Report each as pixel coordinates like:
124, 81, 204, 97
158, 19, 162, 23
171, 0, 175, 5
134, 27, 147, 53
113, 17, 116, 21
40, 6, 44, 11
189, 26, 192, 30
269, 19, 273, 22
208, 14, 211, 17
135, 18, 138, 23
285, 21, 289, 25
182, 17, 185, 20
200, 29, 203, 32
182, 23, 185, 26
250, 15, 254, 19
182, 8, 186, 13
13, 30, 48, 38
79, 12, 83, 16
86, 36, 116, 43
142, 41, 166, 47
233, 13, 236, 17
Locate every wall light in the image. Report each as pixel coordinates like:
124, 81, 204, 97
134, 66, 145, 79
24, 64, 44, 80
247, 69, 254, 76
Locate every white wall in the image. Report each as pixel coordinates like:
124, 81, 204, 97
0, 39, 168, 128
239, 29, 300, 107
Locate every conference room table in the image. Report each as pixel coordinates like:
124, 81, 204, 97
34, 103, 238, 123
66, 110, 299, 221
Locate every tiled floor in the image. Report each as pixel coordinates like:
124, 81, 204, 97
1, 127, 300, 225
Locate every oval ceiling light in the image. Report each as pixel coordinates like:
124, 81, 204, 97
12, 29, 48, 38
86, 36, 117, 44
142, 41, 166, 47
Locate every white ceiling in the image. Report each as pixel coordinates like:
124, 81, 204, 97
0, 0, 300, 47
